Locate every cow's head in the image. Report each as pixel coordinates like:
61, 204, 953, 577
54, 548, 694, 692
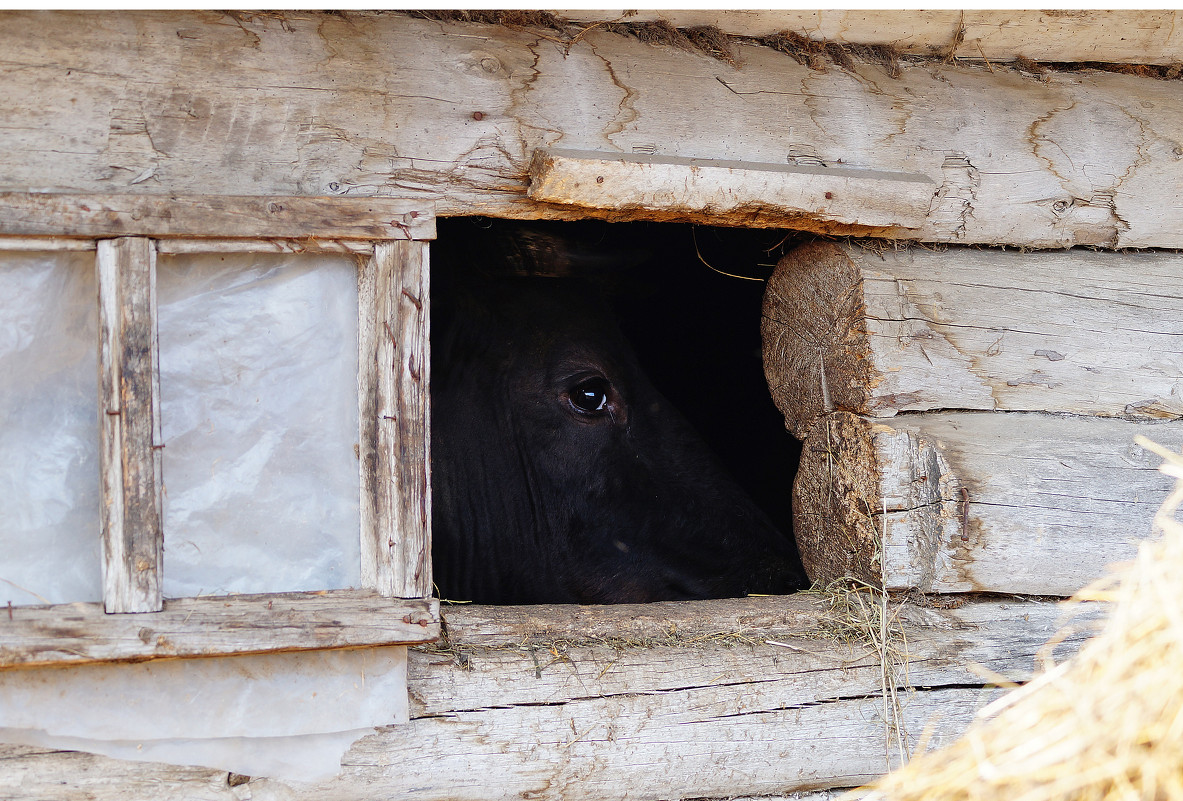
432, 275, 807, 604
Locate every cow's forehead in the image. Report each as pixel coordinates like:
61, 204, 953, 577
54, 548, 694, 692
476, 280, 627, 344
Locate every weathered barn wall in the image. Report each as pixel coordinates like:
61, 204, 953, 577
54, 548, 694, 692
0, 596, 1100, 800
793, 411, 1170, 595
1, 11, 1182, 247
762, 243, 1183, 433
763, 241, 1183, 596
0, 8, 1176, 799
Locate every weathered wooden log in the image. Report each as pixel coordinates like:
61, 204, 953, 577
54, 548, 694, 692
558, 10, 1183, 65
793, 411, 1178, 595
0, 595, 1102, 800
2, 12, 1182, 248
528, 148, 936, 229
762, 242, 1183, 439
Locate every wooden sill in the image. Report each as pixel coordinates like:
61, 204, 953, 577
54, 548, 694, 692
0, 589, 439, 669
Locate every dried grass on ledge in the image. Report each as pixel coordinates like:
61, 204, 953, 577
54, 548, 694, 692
852, 435, 1183, 801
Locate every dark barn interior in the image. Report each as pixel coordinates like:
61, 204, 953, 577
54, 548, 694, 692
432, 218, 808, 585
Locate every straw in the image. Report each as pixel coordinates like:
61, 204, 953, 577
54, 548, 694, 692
850, 435, 1183, 801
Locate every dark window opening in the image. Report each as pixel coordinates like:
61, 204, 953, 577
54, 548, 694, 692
431, 218, 807, 603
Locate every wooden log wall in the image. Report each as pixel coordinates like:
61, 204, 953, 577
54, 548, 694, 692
0, 595, 1102, 801
1, 9, 1178, 799
1, 11, 1182, 248
763, 242, 1183, 594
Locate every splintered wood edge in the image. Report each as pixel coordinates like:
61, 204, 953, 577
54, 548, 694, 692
762, 241, 875, 439
792, 412, 885, 588
0, 591, 440, 669
0, 194, 436, 241
529, 148, 935, 229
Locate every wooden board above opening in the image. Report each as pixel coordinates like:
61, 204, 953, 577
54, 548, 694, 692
528, 148, 935, 230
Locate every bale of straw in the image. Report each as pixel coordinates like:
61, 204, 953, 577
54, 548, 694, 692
850, 435, 1183, 801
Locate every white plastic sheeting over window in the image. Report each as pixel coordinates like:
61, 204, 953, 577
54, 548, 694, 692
1, 250, 363, 605
157, 253, 362, 596
0, 251, 100, 606
1, 249, 389, 781
0, 645, 408, 781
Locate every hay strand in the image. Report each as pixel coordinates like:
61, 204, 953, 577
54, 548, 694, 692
850, 437, 1183, 801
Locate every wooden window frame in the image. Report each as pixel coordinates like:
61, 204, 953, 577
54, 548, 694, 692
0, 193, 439, 669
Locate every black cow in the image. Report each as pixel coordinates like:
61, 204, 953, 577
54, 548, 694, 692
430, 228, 807, 604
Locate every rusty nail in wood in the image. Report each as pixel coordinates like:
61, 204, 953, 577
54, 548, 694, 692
401, 288, 423, 310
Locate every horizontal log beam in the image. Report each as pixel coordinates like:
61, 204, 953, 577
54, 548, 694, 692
0, 591, 440, 668
439, 594, 829, 648
528, 148, 935, 230
762, 242, 1183, 437
0, 194, 435, 241
1, 12, 1181, 248
794, 411, 1177, 595
558, 10, 1183, 65
0, 595, 1103, 799
0, 238, 376, 253
156, 238, 375, 254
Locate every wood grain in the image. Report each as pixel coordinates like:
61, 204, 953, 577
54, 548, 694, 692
0, 194, 434, 241
0, 591, 440, 668
359, 241, 432, 598
96, 237, 163, 614
1, 12, 1181, 247
0, 237, 375, 253
0, 595, 1102, 799
558, 10, 1183, 65
0, 237, 96, 251
762, 242, 1183, 437
794, 411, 1178, 595
439, 594, 831, 648
528, 148, 936, 229
155, 238, 375, 254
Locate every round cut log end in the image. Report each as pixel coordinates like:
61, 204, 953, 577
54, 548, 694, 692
761, 241, 874, 439
793, 411, 884, 588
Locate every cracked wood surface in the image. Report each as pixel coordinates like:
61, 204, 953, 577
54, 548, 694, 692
358, 241, 432, 599
794, 411, 1178, 595
97, 237, 163, 614
558, 10, 1183, 65
762, 242, 1183, 438
0, 592, 440, 668
0, 194, 435, 241
527, 148, 936, 228
0, 595, 1101, 800
2, 11, 1182, 247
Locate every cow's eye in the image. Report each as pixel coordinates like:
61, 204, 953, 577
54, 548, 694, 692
569, 377, 611, 415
